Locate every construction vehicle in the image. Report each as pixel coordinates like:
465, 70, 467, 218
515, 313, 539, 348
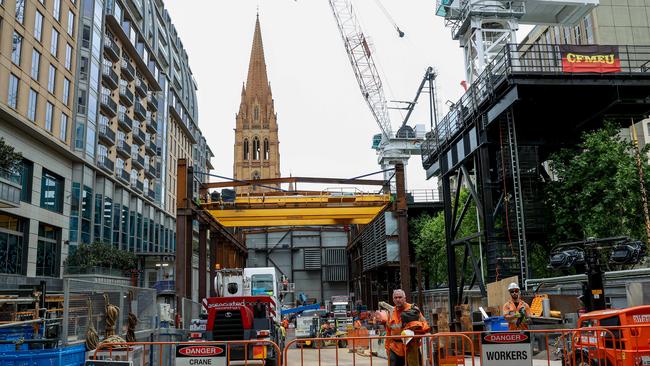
200, 267, 283, 366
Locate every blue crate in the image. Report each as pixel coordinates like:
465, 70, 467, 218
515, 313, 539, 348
0, 343, 86, 366
484, 316, 509, 331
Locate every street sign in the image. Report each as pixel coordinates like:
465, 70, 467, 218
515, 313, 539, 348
175, 344, 226, 366
85, 361, 133, 366
480, 331, 533, 366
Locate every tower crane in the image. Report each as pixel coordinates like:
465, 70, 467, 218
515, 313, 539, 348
328, 0, 436, 187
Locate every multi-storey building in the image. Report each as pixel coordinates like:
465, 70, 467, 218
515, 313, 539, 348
0, 0, 79, 285
0, 0, 212, 294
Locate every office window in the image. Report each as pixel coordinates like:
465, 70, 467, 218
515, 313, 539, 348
27, 89, 37, 121
40, 169, 63, 213
62, 78, 70, 105
19, 160, 33, 203
47, 64, 56, 93
36, 223, 60, 277
34, 11, 44, 41
50, 29, 58, 56
59, 113, 68, 141
53, 0, 61, 21
45, 102, 53, 131
65, 43, 72, 70
7, 74, 19, 109
0, 214, 27, 275
15, 0, 25, 23
11, 32, 22, 65
31, 50, 40, 80
67, 11, 74, 36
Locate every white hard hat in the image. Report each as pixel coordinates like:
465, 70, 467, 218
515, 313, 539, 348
507, 282, 520, 291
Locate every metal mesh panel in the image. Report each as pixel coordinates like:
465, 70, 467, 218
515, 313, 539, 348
325, 266, 348, 282
63, 278, 157, 345
324, 248, 346, 265
304, 248, 321, 270
182, 298, 201, 330
362, 213, 388, 271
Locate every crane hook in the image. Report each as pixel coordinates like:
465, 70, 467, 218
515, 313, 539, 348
396, 26, 405, 38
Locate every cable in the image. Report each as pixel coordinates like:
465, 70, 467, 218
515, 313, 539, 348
194, 171, 287, 192
373, 0, 404, 37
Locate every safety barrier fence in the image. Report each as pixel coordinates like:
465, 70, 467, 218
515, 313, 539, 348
90, 325, 650, 366
93, 340, 283, 366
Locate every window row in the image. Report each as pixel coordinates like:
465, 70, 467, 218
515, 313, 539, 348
243, 137, 271, 161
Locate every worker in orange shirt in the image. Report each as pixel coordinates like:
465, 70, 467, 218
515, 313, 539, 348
385, 289, 429, 366
503, 282, 531, 330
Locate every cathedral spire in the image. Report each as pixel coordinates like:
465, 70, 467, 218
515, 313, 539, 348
245, 15, 270, 98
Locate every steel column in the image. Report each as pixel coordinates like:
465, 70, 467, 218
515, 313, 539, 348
395, 163, 411, 299
198, 224, 207, 301
176, 159, 194, 312
209, 233, 217, 297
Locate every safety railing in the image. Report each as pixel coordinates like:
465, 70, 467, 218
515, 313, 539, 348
421, 43, 650, 170
93, 340, 283, 366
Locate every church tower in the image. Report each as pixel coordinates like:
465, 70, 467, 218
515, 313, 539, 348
233, 15, 281, 193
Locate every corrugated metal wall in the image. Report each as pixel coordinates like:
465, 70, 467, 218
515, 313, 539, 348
361, 212, 399, 271
245, 228, 349, 305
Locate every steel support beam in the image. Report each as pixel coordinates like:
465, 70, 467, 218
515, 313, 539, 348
176, 159, 194, 314
210, 233, 217, 297
395, 163, 411, 299
199, 224, 207, 301
204, 176, 386, 189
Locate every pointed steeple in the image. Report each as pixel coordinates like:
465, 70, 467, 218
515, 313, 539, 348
245, 15, 270, 98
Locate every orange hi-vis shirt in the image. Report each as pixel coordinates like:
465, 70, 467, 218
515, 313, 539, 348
386, 303, 412, 357
503, 300, 531, 330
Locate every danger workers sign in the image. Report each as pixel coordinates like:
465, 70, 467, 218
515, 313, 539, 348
481, 331, 532, 366
560, 45, 621, 73
483, 332, 529, 344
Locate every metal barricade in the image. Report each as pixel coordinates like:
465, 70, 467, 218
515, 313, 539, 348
283, 333, 475, 366
93, 340, 282, 366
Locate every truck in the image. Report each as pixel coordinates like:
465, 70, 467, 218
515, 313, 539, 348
199, 267, 283, 366
329, 295, 353, 331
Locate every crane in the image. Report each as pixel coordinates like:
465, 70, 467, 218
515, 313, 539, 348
328, 0, 436, 188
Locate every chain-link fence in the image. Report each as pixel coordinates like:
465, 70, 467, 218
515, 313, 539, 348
62, 278, 157, 345
181, 298, 201, 330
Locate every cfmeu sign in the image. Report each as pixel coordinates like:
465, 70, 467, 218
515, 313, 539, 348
480, 332, 533, 366
175, 344, 226, 366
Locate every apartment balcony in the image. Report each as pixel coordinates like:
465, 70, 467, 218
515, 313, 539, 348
135, 78, 148, 98
100, 93, 117, 117
131, 150, 145, 169
116, 139, 131, 158
119, 84, 134, 106
96, 155, 114, 174
0, 170, 21, 209
103, 36, 120, 62
131, 180, 143, 193
101, 64, 118, 90
133, 100, 146, 121
117, 168, 130, 184
145, 118, 157, 133
120, 59, 135, 81
148, 93, 158, 112
117, 112, 132, 132
146, 188, 156, 201
145, 140, 156, 155
144, 165, 156, 180
169, 102, 182, 122
132, 125, 146, 145
98, 123, 116, 145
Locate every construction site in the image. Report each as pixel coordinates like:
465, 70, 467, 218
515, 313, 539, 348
1, 0, 650, 364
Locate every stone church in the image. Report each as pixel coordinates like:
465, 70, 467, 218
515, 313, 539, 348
233, 15, 281, 193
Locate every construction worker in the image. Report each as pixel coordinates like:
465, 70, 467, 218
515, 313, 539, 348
385, 289, 429, 366
503, 282, 531, 330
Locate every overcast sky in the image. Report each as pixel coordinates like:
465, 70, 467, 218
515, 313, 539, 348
164, 0, 526, 192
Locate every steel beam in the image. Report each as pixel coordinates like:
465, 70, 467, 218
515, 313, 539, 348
203, 176, 386, 189
199, 224, 207, 301
176, 159, 194, 313
395, 163, 412, 299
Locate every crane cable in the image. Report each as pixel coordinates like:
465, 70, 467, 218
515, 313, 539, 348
373, 0, 405, 38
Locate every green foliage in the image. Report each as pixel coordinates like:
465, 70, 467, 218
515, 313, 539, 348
65, 241, 137, 272
411, 189, 479, 287
0, 137, 22, 173
546, 122, 650, 242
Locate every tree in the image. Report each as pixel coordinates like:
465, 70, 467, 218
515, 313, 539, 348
0, 137, 22, 173
546, 123, 650, 243
65, 242, 138, 273
412, 189, 479, 288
